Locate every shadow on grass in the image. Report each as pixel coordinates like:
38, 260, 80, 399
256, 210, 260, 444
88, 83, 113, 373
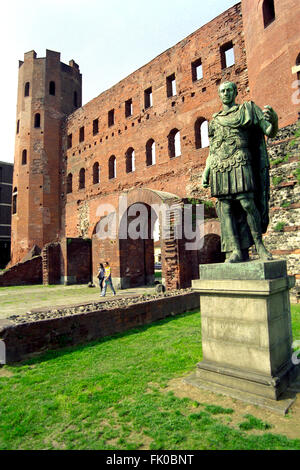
8, 309, 201, 369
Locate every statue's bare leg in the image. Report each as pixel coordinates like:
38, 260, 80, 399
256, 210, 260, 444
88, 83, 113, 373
239, 197, 273, 260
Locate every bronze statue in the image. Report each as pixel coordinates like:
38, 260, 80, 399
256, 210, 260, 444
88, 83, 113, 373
202, 81, 278, 263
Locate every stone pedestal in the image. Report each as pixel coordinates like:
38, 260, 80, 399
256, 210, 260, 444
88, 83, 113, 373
185, 260, 299, 414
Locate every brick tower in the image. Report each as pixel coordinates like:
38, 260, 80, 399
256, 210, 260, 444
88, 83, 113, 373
241, 0, 300, 128
11, 49, 82, 264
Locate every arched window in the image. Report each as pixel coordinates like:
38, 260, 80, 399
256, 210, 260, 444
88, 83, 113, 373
168, 129, 181, 158
146, 139, 156, 166
16, 120, 20, 134
79, 168, 85, 189
74, 91, 78, 107
263, 0, 275, 28
12, 187, 17, 214
195, 118, 209, 149
126, 148, 135, 173
24, 82, 30, 97
108, 155, 116, 179
93, 162, 100, 184
22, 149, 27, 165
66, 173, 73, 194
49, 81, 56, 96
34, 113, 41, 128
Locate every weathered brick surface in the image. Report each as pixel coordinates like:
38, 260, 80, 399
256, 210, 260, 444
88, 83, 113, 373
0, 256, 42, 287
42, 242, 61, 285
60, 238, 92, 285
12, 50, 82, 265
0, 292, 200, 363
62, 3, 248, 240
242, 0, 300, 128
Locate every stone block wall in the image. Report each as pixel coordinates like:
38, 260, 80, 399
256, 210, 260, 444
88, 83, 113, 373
0, 292, 200, 363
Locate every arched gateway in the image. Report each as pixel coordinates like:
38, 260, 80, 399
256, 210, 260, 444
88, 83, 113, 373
91, 188, 201, 291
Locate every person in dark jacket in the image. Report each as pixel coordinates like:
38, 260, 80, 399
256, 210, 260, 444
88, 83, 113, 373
97, 263, 105, 292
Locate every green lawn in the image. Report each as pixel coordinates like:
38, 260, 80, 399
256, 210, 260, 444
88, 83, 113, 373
0, 306, 299, 450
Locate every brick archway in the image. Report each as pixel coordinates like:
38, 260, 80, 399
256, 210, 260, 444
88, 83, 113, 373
118, 188, 194, 290
91, 189, 223, 290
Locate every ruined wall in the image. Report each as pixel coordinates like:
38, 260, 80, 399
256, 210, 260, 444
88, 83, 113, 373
62, 3, 248, 245
0, 256, 42, 287
0, 292, 200, 363
42, 242, 61, 285
60, 238, 92, 285
264, 121, 300, 284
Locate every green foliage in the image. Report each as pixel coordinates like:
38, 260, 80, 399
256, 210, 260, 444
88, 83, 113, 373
271, 154, 290, 167
187, 197, 201, 206
238, 415, 272, 431
288, 127, 300, 148
281, 201, 291, 209
204, 200, 214, 209
204, 405, 234, 415
273, 222, 286, 232
272, 176, 283, 186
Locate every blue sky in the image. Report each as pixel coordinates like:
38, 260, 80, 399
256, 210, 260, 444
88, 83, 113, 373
0, 0, 238, 163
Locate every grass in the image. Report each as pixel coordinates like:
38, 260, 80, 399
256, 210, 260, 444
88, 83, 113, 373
238, 415, 272, 431
0, 306, 299, 450
273, 222, 286, 232
272, 176, 283, 187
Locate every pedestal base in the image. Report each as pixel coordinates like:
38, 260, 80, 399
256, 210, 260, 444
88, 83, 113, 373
184, 371, 297, 415
188, 260, 299, 414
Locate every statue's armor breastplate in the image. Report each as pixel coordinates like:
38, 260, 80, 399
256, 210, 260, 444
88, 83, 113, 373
210, 123, 251, 173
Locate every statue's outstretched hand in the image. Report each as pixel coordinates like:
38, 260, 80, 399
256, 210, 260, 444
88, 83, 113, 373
263, 105, 277, 125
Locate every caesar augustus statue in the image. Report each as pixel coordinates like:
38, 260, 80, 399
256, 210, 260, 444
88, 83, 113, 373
202, 81, 278, 263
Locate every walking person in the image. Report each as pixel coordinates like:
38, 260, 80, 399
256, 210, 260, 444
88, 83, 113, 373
101, 261, 116, 297
97, 263, 105, 293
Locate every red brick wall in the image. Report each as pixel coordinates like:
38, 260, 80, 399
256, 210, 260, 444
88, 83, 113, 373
0, 256, 42, 287
60, 238, 92, 284
242, 0, 300, 128
11, 50, 82, 265
62, 3, 248, 241
42, 242, 61, 285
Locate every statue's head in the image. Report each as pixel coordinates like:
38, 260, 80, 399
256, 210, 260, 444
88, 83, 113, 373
218, 81, 238, 106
